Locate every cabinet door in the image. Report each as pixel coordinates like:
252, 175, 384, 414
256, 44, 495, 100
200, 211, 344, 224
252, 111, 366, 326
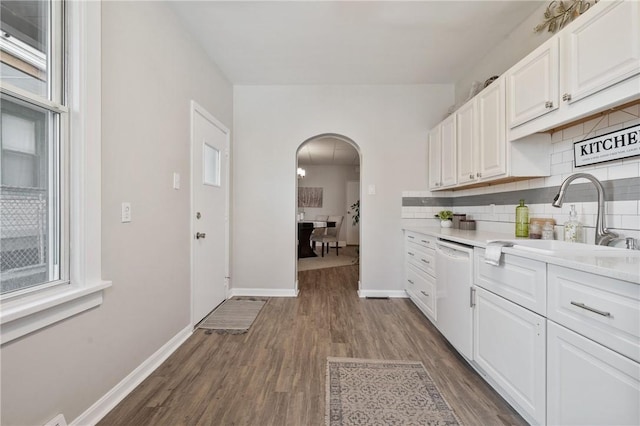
428, 125, 442, 190
473, 287, 546, 425
440, 114, 457, 187
547, 321, 640, 426
507, 38, 559, 128
456, 99, 478, 185
477, 77, 506, 180
562, 0, 640, 104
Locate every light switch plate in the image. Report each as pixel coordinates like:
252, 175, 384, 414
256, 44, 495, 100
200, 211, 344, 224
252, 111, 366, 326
121, 202, 132, 223
368, 184, 376, 195
173, 172, 180, 189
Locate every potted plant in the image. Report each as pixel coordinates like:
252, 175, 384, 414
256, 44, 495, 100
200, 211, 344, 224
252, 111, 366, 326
435, 210, 453, 228
349, 200, 360, 226
348, 200, 360, 264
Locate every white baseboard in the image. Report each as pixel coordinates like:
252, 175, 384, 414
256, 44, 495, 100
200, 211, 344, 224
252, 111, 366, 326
228, 288, 298, 298
358, 289, 409, 299
71, 325, 192, 426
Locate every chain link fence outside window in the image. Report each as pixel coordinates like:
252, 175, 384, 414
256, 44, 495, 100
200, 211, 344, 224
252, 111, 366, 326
1, 186, 49, 293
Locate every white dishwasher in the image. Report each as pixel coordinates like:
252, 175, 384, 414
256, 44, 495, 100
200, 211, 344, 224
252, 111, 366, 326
435, 239, 474, 360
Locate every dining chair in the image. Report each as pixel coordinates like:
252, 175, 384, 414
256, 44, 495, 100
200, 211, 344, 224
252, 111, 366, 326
311, 215, 343, 257
310, 215, 328, 251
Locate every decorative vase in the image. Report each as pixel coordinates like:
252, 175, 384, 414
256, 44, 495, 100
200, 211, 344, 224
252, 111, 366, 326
441, 220, 452, 228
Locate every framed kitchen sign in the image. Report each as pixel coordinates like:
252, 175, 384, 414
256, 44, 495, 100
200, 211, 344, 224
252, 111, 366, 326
574, 124, 640, 167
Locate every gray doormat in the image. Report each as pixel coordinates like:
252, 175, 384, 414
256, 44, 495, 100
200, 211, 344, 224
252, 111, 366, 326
326, 357, 462, 426
198, 299, 266, 334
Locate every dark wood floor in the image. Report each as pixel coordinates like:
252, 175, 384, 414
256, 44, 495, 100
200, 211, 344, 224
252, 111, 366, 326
99, 265, 526, 425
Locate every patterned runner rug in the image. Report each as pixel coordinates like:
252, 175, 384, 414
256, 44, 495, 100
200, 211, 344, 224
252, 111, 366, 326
326, 357, 461, 426
198, 299, 266, 334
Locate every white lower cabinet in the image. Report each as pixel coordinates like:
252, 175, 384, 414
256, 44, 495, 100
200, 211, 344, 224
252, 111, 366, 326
404, 231, 437, 322
473, 286, 546, 425
547, 321, 640, 426
404, 234, 639, 425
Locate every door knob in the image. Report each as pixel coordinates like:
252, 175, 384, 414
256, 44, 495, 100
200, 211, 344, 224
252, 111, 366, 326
195, 232, 206, 239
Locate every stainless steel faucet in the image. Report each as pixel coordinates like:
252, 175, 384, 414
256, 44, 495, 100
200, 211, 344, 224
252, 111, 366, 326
552, 173, 618, 246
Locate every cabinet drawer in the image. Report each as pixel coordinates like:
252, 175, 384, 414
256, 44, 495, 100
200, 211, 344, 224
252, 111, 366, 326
474, 248, 547, 315
405, 231, 436, 250
406, 241, 435, 276
406, 264, 436, 321
548, 265, 640, 363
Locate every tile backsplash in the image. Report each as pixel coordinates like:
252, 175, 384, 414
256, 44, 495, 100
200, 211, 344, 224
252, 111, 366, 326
403, 104, 640, 242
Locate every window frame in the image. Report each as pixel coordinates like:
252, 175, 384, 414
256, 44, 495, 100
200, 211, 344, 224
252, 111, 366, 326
0, 0, 111, 345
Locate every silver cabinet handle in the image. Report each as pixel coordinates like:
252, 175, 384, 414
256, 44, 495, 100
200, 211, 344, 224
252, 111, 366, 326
195, 232, 206, 239
420, 239, 429, 244
562, 93, 572, 101
407, 279, 414, 285
421, 258, 430, 264
545, 101, 553, 108
407, 235, 415, 239
420, 290, 429, 297
470, 287, 476, 308
570, 301, 611, 317
469, 174, 474, 179
408, 252, 415, 256
476, 172, 482, 178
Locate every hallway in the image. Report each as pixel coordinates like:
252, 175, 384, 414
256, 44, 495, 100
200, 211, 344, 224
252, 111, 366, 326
100, 265, 524, 425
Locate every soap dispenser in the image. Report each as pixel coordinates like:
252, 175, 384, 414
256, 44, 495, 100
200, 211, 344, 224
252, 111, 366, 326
515, 199, 529, 238
564, 205, 583, 243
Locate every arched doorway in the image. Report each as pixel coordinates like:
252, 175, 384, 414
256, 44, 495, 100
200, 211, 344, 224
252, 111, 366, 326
295, 134, 361, 289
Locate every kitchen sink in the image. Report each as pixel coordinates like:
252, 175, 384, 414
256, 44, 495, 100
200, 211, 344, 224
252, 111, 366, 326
508, 239, 640, 256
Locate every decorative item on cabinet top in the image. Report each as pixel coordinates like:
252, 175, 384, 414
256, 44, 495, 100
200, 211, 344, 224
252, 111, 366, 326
483, 75, 499, 88
534, 0, 598, 33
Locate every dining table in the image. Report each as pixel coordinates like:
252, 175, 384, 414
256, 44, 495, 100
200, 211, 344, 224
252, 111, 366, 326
297, 220, 336, 258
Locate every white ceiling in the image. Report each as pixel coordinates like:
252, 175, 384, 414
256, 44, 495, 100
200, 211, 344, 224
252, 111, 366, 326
170, 1, 543, 85
297, 137, 360, 166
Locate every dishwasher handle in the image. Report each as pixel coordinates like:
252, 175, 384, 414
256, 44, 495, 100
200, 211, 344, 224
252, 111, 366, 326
436, 240, 474, 258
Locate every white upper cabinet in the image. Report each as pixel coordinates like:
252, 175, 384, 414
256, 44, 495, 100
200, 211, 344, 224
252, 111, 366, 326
440, 114, 457, 188
562, 0, 640, 104
428, 115, 457, 190
456, 99, 478, 185
430, 75, 550, 191
428, 126, 442, 190
509, 0, 640, 140
477, 77, 507, 180
507, 38, 560, 128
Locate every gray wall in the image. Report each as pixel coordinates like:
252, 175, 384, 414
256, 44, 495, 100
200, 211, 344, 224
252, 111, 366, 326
0, 2, 233, 424
232, 85, 453, 295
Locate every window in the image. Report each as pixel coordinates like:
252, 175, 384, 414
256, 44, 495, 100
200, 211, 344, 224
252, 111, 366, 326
0, 1, 109, 345
1, 0, 65, 296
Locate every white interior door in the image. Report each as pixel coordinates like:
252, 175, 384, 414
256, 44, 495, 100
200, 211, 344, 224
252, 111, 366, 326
346, 180, 360, 245
191, 101, 229, 326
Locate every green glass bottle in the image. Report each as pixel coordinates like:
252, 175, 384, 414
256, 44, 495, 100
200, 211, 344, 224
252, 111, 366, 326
515, 199, 529, 238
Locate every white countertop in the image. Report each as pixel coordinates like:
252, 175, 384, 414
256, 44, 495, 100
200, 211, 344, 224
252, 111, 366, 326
403, 226, 640, 284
